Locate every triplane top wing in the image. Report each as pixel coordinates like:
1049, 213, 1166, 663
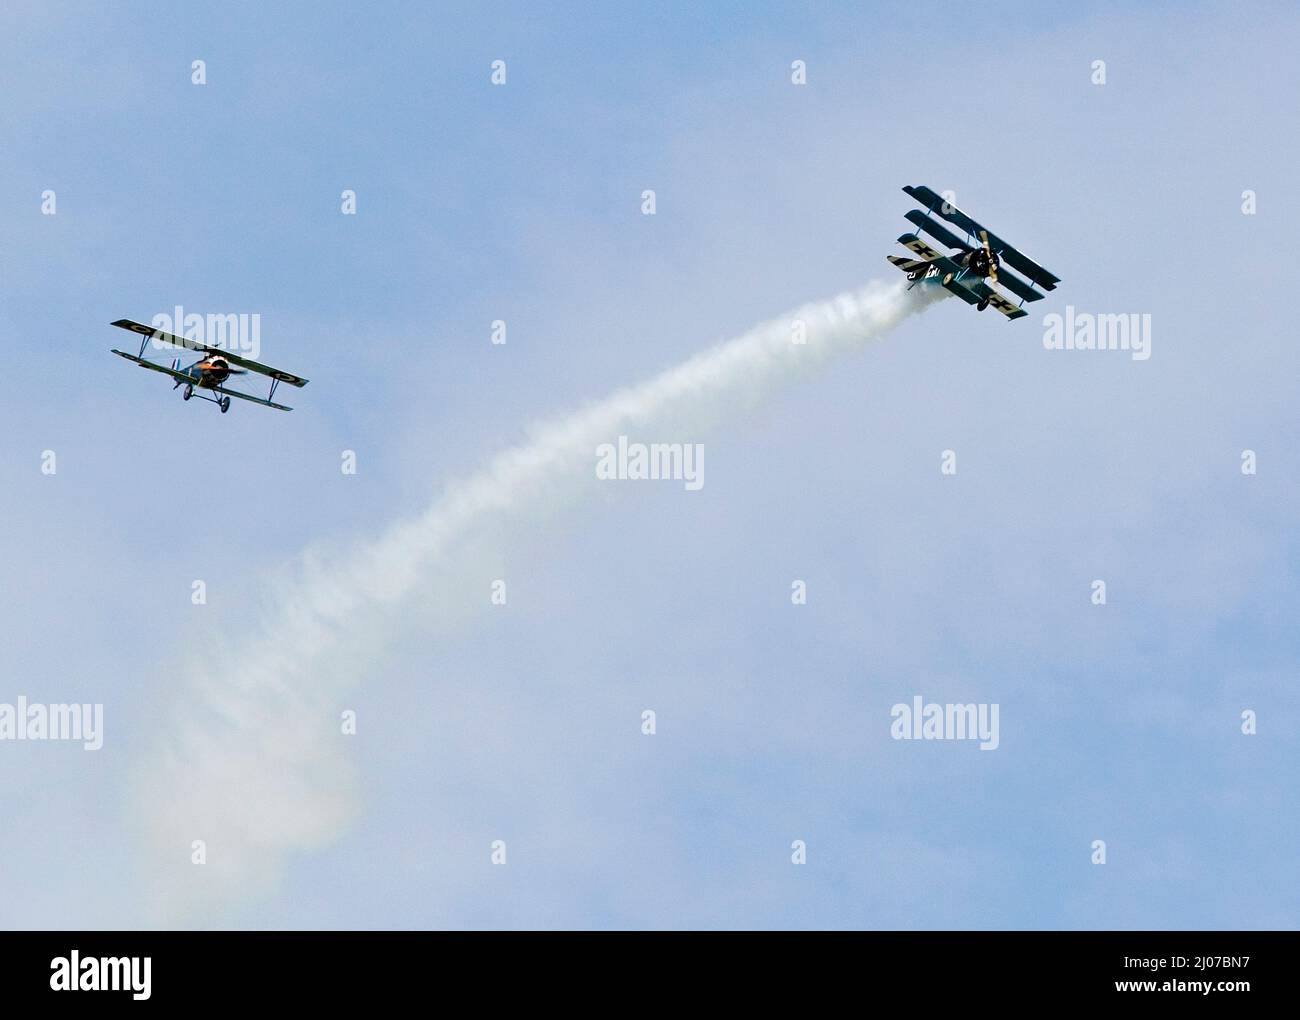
901, 185, 1060, 291
110, 319, 308, 386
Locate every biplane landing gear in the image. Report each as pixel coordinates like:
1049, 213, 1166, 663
182, 383, 193, 400
942, 272, 955, 285
219, 396, 231, 414
976, 297, 990, 311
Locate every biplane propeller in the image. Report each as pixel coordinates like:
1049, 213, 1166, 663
108, 319, 308, 413
885, 185, 1060, 320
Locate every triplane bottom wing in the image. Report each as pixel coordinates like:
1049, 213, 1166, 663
954, 280, 1029, 320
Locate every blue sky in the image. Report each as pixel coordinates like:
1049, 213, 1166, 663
1, 1, 1297, 929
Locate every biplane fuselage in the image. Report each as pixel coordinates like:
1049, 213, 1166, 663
180, 356, 235, 388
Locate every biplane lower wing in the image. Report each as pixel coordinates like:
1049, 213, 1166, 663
221, 387, 293, 412
111, 348, 191, 383
111, 349, 294, 409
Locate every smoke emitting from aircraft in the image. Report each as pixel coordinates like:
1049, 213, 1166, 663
135, 277, 947, 923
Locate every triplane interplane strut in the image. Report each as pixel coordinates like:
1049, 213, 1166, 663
109, 319, 308, 413
886, 184, 1061, 321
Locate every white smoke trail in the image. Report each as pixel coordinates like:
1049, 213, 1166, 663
135, 277, 945, 923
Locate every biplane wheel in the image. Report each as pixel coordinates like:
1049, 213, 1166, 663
182, 384, 193, 400
219, 396, 231, 414
977, 298, 990, 311
942, 272, 954, 285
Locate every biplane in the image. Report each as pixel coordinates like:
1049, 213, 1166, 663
109, 319, 308, 413
886, 185, 1060, 320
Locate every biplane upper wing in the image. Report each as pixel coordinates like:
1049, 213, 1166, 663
212, 350, 307, 387
110, 319, 309, 387
110, 348, 193, 383
111, 318, 207, 353
902, 185, 1061, 291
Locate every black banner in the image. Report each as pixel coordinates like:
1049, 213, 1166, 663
0, 930, 1290, 1007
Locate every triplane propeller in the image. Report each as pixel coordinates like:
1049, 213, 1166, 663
886, 184, 1061, 320
109, 319, 308, 413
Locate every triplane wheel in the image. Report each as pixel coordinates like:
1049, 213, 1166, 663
182, 383, 193, 400
977, 297, 990, 311
219, 396, 231, 414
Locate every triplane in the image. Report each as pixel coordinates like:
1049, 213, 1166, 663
109, 318, 308, 413
886, 184, 1061, 320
